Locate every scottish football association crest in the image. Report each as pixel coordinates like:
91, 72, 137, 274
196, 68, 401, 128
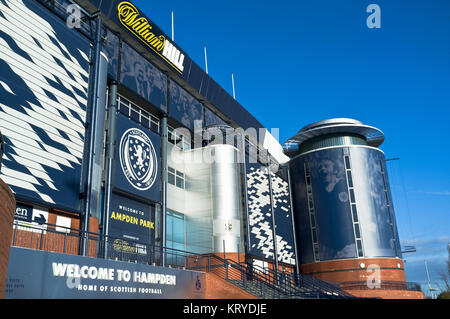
119, 128, 158, 191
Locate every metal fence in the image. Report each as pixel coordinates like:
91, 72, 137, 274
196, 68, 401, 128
339, 280, 423, 292
9, 220, 357, 298
10, 220, 195, 269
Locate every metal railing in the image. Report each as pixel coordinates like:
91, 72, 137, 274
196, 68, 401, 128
10, 220, 356, 299
249, 261, 354, 298
10, 220, 196, 269
339, 280, 423, 292
186, 254, 355, 299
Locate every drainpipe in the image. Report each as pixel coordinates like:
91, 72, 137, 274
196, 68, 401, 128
160, 114, 168, 267
81, 14, 108, 256
102, 81, 118, 258
267, 157, 279, 278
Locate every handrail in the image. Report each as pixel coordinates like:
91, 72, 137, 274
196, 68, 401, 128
339, 280, 423, 292
11, 220, 355, 298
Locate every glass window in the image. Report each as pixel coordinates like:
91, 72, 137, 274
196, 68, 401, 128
310, 214, 316, 228
351, 204, 358, 222
344, 156, 351, 170
166, 210, 185, 265
356, 240, 364, 257
168, 167, 185, 189
117, 95, 160, 134
354, 223, 361, 239
176, 175, 185, 189
312, 228, 318, 243
349, 189, 355, 203
168, 172, 175, 185
130, 105, 139, 122
347, 171, 353, 188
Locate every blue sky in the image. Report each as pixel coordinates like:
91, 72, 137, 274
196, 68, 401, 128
133, 0, 450, 296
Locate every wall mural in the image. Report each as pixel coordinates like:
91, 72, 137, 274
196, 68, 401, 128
0, 0, 90, 210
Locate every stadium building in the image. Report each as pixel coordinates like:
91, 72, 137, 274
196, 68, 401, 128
0, 0, 424, 299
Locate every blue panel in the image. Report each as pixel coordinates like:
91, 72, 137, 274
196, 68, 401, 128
349, 147, 401, 258
289, 160, 315, 264
102, 28, 120, 80
113, 114, 161, 203
5, 247, 206, 299
204, 106, 227, 127
93, 0, 265, 132
271, 167, 296, 265
307, 148, 357, 261
120, 42, 168, 113
245, 155, 274, 260
0, 0, 90, 211
107, 192, 155, 262
169, 80, 203, 131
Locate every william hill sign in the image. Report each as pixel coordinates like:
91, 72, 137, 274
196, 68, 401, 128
117, 1, 185, 74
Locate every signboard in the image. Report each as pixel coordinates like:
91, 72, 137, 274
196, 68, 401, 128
14, 202, 48, 233
114, 114, 160, 202
117, 1, 185, 74
5, 247, 205, 299
107, 192, 155, 261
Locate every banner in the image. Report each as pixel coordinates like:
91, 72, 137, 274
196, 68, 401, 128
107, 192, 155, 261
114, 114, 160, 202
5, 247, 205, 299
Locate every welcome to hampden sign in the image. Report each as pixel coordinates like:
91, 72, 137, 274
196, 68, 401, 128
5, 247, 205, 299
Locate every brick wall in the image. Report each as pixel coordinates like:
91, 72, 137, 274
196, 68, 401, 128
0, 178, 15, 299
300, 258, 425, 299
300, 258, 407, 283
205, 273, 256, 299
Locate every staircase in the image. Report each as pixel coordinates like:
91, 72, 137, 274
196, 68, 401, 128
186, 254, 355, 299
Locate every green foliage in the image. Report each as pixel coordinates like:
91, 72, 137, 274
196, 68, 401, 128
437, 291, 450, 299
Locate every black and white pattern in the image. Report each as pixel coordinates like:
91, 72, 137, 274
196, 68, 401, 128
246, 163, 295, 264
0, 0, 90, 209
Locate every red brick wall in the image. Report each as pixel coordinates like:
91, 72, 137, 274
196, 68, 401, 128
345, 289, 425, 299
300, 258, 425, 299
300, 258, 407, 283
0, 178, 15, 299
205, 273, 256, 299
11, 208, 99, 258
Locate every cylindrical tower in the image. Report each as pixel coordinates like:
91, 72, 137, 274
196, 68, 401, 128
284, 119, 422, 298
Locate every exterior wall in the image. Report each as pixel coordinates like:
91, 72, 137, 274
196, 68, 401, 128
0, 0, 90, 212
205, 273, 256, 299
0, 178, 15, 298
344, 290, 424, 299
244, 146, 295, 265
300, 258, 424, 299
167, 144, 244, 254
301, 258, 406, 283
290, 146, 402, 265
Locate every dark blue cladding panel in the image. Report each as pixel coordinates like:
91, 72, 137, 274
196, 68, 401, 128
5, 247, 206, 299
169, 80, 203, 131
113, 114, 161, 203
245, 158, 274, 261
0, 0, 90, 211
92, 0, 264, 131
108, 192, 155, 244
120, 42, 168, 112
102, 28, 120, 80
271, 167, 296, 265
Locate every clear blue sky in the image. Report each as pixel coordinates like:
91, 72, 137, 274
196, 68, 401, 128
133, 0, 450, 296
